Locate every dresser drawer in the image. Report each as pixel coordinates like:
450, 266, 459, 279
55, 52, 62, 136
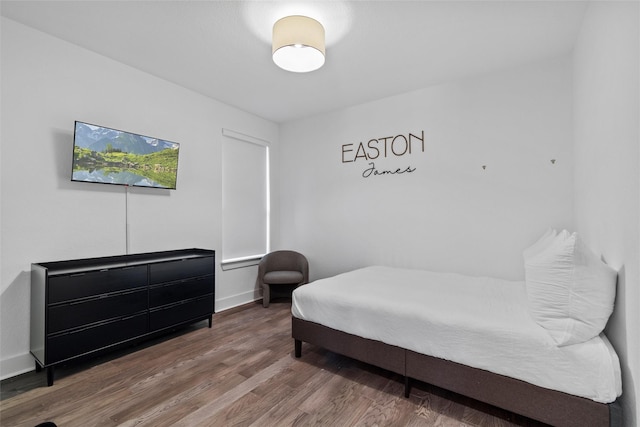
149, 276, 213, 308
149, 295, 213, 331
48, 289, 148, 334
46, 313, 148, 364
149, 257, 214, 284
48, 266, 147, 303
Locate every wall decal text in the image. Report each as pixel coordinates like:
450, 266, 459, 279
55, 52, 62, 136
342, 130, 424, 178
362, 162, 416, 178
341, 131, 424, 163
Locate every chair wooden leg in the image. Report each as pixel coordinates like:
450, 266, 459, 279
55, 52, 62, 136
263, 284, 270, 307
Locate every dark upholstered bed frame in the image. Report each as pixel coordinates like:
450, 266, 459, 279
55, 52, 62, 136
292, 317, 622, 427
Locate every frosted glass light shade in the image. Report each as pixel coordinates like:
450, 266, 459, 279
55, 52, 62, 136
272, 15, 325, 73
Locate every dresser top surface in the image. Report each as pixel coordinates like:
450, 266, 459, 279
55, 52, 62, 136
33, 249, 215, 276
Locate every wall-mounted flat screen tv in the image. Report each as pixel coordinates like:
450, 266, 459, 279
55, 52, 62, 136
71, 121, 180, 189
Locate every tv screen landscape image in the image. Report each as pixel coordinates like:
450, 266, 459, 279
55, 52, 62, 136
72, 121, 180, 189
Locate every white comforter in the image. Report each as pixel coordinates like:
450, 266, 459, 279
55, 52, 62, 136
291, 266, 622, 403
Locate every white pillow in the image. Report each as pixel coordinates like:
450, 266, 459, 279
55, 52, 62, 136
523, 228, 557, 261
524, 230, 617, 346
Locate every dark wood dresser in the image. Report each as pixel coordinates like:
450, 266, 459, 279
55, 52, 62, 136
31, 248, 215, 385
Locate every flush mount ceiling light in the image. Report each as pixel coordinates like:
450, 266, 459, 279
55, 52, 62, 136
272, 15, 325, 73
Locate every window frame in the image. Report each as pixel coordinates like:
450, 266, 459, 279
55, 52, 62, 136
220, 128, 270, 270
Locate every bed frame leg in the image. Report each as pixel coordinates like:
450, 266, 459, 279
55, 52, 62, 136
404, 376, 411, 398
294, 339, 302, 358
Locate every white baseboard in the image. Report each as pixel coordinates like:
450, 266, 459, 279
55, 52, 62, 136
215, 289, 261, 312
1, 353, 34, 380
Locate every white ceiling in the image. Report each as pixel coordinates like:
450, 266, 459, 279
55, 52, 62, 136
1, 1, 588, 123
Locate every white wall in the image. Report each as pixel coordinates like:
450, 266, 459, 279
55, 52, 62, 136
0, 18, 279, 379
279, 56, 574, 282
3, 9, 637, 426
573, 2, 639, 426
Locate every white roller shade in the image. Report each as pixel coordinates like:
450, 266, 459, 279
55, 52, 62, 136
221, 129, 270, 263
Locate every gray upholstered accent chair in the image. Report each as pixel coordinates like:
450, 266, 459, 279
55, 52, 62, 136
257, 250, 309, 307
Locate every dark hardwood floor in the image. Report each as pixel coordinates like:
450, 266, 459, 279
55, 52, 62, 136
0, 300, 547, 427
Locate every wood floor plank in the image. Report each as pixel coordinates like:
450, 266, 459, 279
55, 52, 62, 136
1, 301, 547, 427
171, 355, 294, 426
249, 372, 333, 426
354, 380, 411, 426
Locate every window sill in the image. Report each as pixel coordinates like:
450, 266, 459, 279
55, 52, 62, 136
221, 255, 263, 271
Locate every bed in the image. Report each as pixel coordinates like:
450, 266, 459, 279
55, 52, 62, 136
291, 231, 623, 427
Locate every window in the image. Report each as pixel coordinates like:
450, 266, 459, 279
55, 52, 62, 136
221, 129, 270, 266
